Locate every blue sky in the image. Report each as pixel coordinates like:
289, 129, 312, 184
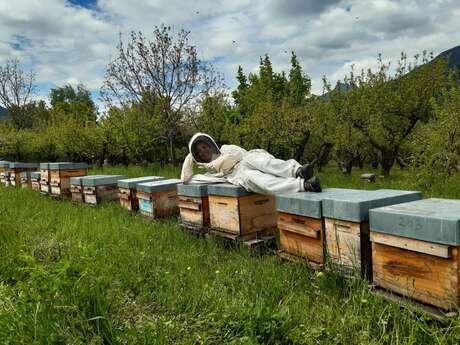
1, 0, 460, 108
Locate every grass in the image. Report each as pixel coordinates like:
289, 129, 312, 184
1, 164, 460, 344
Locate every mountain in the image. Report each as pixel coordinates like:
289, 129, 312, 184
0, 106, 9, 121
437, 45, 460, 72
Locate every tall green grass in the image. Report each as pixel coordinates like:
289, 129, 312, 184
1, 165, 460, 344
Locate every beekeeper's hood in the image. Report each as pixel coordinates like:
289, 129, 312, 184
188, 133, 221, 163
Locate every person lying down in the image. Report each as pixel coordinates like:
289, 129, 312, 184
180, 133, 321, 195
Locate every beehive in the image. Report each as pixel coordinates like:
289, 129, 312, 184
370, 198, 460, 310
39, 163, 51, 195
19, 171, 31, 189
70, 176, 86, 203
136, 179, 181, 218
276, 188, 352, 266
8, 163, 39, 187
30, 172, 41, 192
207, 184, 277, 240
49, 162, 88, 198
0, 161, 10, 186
81, 175, 126, 206
118, 176, 164, 211
177, 183, 213, 233
322, 189, 422, 277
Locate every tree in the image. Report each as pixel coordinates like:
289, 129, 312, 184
0, 59, 36, 128
49, 84, 97, 122
101, 25, 222, 164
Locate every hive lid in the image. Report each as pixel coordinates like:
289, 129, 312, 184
276, 188, 354, 219
70, 176, 86, 185
321, 189, 422, 222
39, 163, 51, 169
30, 172, 41, 180
49, 162, 89, 170
0, 161, 10, 168
370, 198, 460, 245
81, 175, 126, 186
19, 171, 31, 178
177, 183, 217, 197
207, 183, 253, 197
136, 179, 181, 193
118, 176, 164, 189
9, 162, 39, 168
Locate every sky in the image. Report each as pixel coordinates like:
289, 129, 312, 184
1, 0, 460, 105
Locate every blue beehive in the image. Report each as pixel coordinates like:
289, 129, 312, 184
118, 176, 165, 211
81, 175, 126, 205
118, 176, 164, 189
81, 175, 126, 186
136, 179, 181, 218
49, 162, 89, 170
207, 183, 253, 197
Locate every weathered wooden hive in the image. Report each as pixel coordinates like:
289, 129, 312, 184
118, 176, 164, 212
49, 162, 88, 198
8, 162, 39, 187
177, 183, 213, 233
322, 189, 422, 277
19, 171, 31, 189
370, 198, 460, 310
81, 175, 126, 206
39, 163, 51, 194
276, 188, 352, 267
69, 176, 87, 203
207, 184, 277, 240
0, 161, 11, 186
136, 179, 181, 218
30, 172, 41, 192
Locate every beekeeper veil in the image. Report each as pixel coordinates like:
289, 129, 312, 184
188, 133, 221, 163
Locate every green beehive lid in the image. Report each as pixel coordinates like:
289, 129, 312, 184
9, 162, 39, 168
177, 183, 216, 197
81, 175, 126, 186
370, 198, 460, 245
39, 163, 51, 169
321, 189, 422, 223
70, 176, 85, 185
0, 161, 10, 168
276, 188, 355, 219
49, 162, 89, 170
19, 171, 31, 178
136, 179, 181, 193
207, 183, 253, 197
30, 172, 41, 180
118, 176, 164, 189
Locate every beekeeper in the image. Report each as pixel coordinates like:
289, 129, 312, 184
180, 133, 321, 195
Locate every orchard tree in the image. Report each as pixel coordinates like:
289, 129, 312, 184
50, 84, 97, 122
101, 24, 222, 164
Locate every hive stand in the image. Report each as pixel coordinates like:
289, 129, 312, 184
30, 172, 41, 192
177, 183, 215, 234
321, 189, 422, 278
370, 198, 460, 311
19, 171, 32, 189
136, 179, 181, 219
49, 162, 88, 198
207, 184, 277, 242
39, 163, 51, 195
276, 188, 353, 269
0, 161, 10, 186
81, 175, 126, 206
118, 176, 164, 212
7, 163, 39, 187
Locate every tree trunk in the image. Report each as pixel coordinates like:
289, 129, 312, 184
168, 135, 177, 165
294, 132, 310, 162
380, 149, 395, 176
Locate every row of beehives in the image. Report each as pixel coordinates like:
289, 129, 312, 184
2, 160, 460, 312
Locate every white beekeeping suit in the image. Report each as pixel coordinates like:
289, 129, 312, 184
180, 133, 305, 195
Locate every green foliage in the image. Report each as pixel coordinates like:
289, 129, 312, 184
49, 84, 97, 123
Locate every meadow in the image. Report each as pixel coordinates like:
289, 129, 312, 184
1, 164, 460, 344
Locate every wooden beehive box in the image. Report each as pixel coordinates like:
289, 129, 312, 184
8, 162, 39, 187
177, 183, 214, 233
81, 175, 126, 206
39, 163, 51, 195
49, 162, 88, 198
70, 176, 86, 203
322, 189, 422, 278
207, 184, 277, 240
30, 172, 41, 192
0, 161, 10, 186
276, 188, 352, 266
136, 179, 181, 218
118, 176, 164, 212
19, 171, 31, 189
370, 198, 460, 310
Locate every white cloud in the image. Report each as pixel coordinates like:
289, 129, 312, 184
0, 0, 459, 102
